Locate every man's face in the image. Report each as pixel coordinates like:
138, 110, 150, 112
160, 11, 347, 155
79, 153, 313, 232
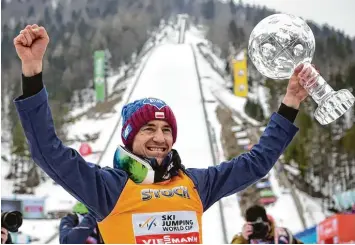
132, 120, 173, 165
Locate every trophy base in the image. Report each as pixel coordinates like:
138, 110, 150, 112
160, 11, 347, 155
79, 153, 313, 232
314, 89, 355, 125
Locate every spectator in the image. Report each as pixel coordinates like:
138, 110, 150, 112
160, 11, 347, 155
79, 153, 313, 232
231, 205, 303, 244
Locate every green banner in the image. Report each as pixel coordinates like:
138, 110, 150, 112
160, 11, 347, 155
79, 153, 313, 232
94, 50, 106, 102
260, 189, 276, 197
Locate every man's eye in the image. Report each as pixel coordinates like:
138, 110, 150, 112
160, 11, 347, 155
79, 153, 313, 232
163, 128, 172, 132
144, 127, 154, 131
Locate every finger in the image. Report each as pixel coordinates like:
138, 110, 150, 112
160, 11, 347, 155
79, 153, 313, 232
298, 78, 305, 87
33, 26, 50, 44
300, 69, 313, 85
34, 26, 47, 38
305, 69, 313, 81
299, 65, 312, 78
20, 30, 31, 46
21, 35, 28, 46
304, 76, 318, 88
307, 66, 318, 79
31, 24, 39, 29
25, 25, 36, 40
303, 67, 318, 84
294, 63, 304, 75
13, 35, 21, 45
21, 29, 33, 46
14, 33, 27, 46
28, 28, 37, 41
18, 31, 27, 46
32, 27, 42, 37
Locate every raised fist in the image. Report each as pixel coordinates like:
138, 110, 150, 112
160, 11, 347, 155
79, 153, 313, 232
13, 24, 49, 76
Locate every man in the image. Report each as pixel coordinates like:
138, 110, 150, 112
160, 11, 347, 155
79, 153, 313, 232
231, 205, 302, 244
59, 202, 102, 244
1, 210, 22, 244
13, 25, 308, 243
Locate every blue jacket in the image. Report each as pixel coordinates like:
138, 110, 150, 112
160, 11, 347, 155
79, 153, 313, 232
59, 213, 100, 244
14, 87, 298, 221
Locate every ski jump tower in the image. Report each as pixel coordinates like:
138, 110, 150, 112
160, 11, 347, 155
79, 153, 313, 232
177, 14, 188, 44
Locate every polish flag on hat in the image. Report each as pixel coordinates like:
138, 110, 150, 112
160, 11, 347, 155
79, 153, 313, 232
155, 111, 165, 119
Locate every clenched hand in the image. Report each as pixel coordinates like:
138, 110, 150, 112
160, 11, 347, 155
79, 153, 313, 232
13, 24, 50, 76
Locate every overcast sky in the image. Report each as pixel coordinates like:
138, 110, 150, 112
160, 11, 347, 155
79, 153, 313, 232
241, 0, 355, 38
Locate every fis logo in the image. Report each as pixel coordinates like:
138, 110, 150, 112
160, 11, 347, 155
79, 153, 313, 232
139, 216, 157, 230
141, 186, 190, 201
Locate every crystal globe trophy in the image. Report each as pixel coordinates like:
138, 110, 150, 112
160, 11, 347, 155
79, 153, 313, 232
248, 13, 354, 125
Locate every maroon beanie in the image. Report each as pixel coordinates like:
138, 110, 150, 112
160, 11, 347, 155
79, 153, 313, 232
121, 98, 177, 147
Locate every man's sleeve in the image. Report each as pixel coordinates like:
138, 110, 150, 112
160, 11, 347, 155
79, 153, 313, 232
186, 112, 298, 211
59, 215, 97, 244
14, 74, 128, 220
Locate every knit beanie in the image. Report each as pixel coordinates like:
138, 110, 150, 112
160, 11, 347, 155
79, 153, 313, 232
121, 98, 177, 147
